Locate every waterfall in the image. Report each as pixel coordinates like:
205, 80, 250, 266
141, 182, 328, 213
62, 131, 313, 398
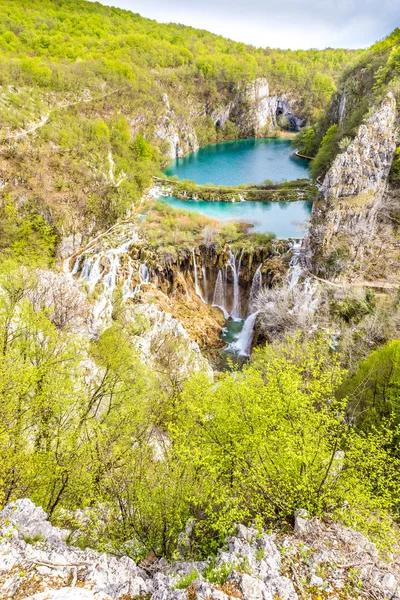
71, 256, 82, 276
212, 269, 229, 319
139, 263, 150, 284
122, 261, 135, 300
287, 240, 302, 289
248, 264, 262, 314
123, 261, 150, 301
192, 249, 206, 303
80, 256, 92, 280
87, 255, 103, 290
229, 312, 259, 357
237, 311, 259, 356
202, 258, 208, 303
228, 249, 242, 319
103, 254, 120, 300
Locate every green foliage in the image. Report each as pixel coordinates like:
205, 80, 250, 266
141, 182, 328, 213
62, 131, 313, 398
134, 133, 154, 160
293, 126, 319, 157
22, 534, 45, 545
171, 336, 400, 556
311, 124, 339, 179
203, 559, 235, 585
0, 197, 56, 267
330, 290, 375, 324
309, 28, 400, 179
341, 341, 400, 434
390, 146, 400, 184
0, 263, 399, 558
175, 570, 199, 589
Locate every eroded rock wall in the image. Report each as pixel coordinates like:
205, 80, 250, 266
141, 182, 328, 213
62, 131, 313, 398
308, 92, 398, 277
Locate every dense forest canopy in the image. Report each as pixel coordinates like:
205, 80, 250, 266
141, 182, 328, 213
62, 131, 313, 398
0, 0, 358, 92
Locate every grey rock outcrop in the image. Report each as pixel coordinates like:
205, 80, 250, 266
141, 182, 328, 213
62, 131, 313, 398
1, 499, 399, 600
228, 78, 303, 137
156, 93, 199, 159
309, 92, 398, 275
321, 92, 397, 200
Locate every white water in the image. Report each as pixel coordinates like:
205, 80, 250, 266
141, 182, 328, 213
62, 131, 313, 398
248, 264, 262, 314
87, 255, 103, 290
227, 249, 243, 320
139, 263, 150, 284
229, 311, 259, 356
286, 240, 319, 322
192, 249, 206, 303
212, 269, 229, 319
71, 256, 82, 276
287, 240, 303, 289
202, 258, 208, 303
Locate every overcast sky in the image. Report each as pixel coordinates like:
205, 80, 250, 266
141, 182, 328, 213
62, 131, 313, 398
98, 0, 398, 49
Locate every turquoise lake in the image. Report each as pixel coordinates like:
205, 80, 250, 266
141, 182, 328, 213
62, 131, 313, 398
157, 197, 312, 238
164, 137, 309, 185
159, 137, 312, 239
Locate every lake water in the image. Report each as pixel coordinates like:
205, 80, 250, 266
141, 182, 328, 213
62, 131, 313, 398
157, 196, 312, 238
159, 137, 312, 238
164, 138, 309, 185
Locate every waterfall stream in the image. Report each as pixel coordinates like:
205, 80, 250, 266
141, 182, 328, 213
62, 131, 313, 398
212, 270, 229, 319
192, 249, 206, 304
202, 258, 208, 303
234, 312, 260, 356
228, 249, 242, 320
248, 264, 262, 315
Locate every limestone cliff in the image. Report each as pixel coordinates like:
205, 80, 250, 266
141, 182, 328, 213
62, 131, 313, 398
157, 77, 303, 159
308, 93, 398, 277
155, 93, 199, 160
210, 78, 303, 138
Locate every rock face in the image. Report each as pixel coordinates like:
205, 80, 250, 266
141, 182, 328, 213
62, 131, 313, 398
212, 78, 303, 137
321, 93, 397, 200
1, 499, 399, 600
309, 93, 398, 276
157, 79, 303, 158
232, 78, 303, 136
156, 93, 199, 159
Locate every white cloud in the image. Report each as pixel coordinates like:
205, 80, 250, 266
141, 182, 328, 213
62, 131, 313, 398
98, 0, 398, 49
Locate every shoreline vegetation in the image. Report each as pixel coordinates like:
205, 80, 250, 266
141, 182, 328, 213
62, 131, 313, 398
153, 176, 318, 202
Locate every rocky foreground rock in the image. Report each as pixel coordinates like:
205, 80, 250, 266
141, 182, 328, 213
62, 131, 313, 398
0, 500, 399, 599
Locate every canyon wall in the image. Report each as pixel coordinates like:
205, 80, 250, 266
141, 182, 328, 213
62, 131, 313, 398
308, 92, 398, 277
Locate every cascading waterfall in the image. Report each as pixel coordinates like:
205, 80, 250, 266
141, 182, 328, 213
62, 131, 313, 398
287, 240, 302, 289
202, 258, 208, 303
80, 256, 92, 280
248, 264, 262, 314
71, 256, 82, 276
233, 311, 259, 356
227, 249, 243, 319
122, 260, 135, 300
122, 261, 151, 301
192, 249, 206, 303
87, 255, 103, 291
139, 263, 150, 284
285, 239, 319, 324
212, 269, 229, 319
